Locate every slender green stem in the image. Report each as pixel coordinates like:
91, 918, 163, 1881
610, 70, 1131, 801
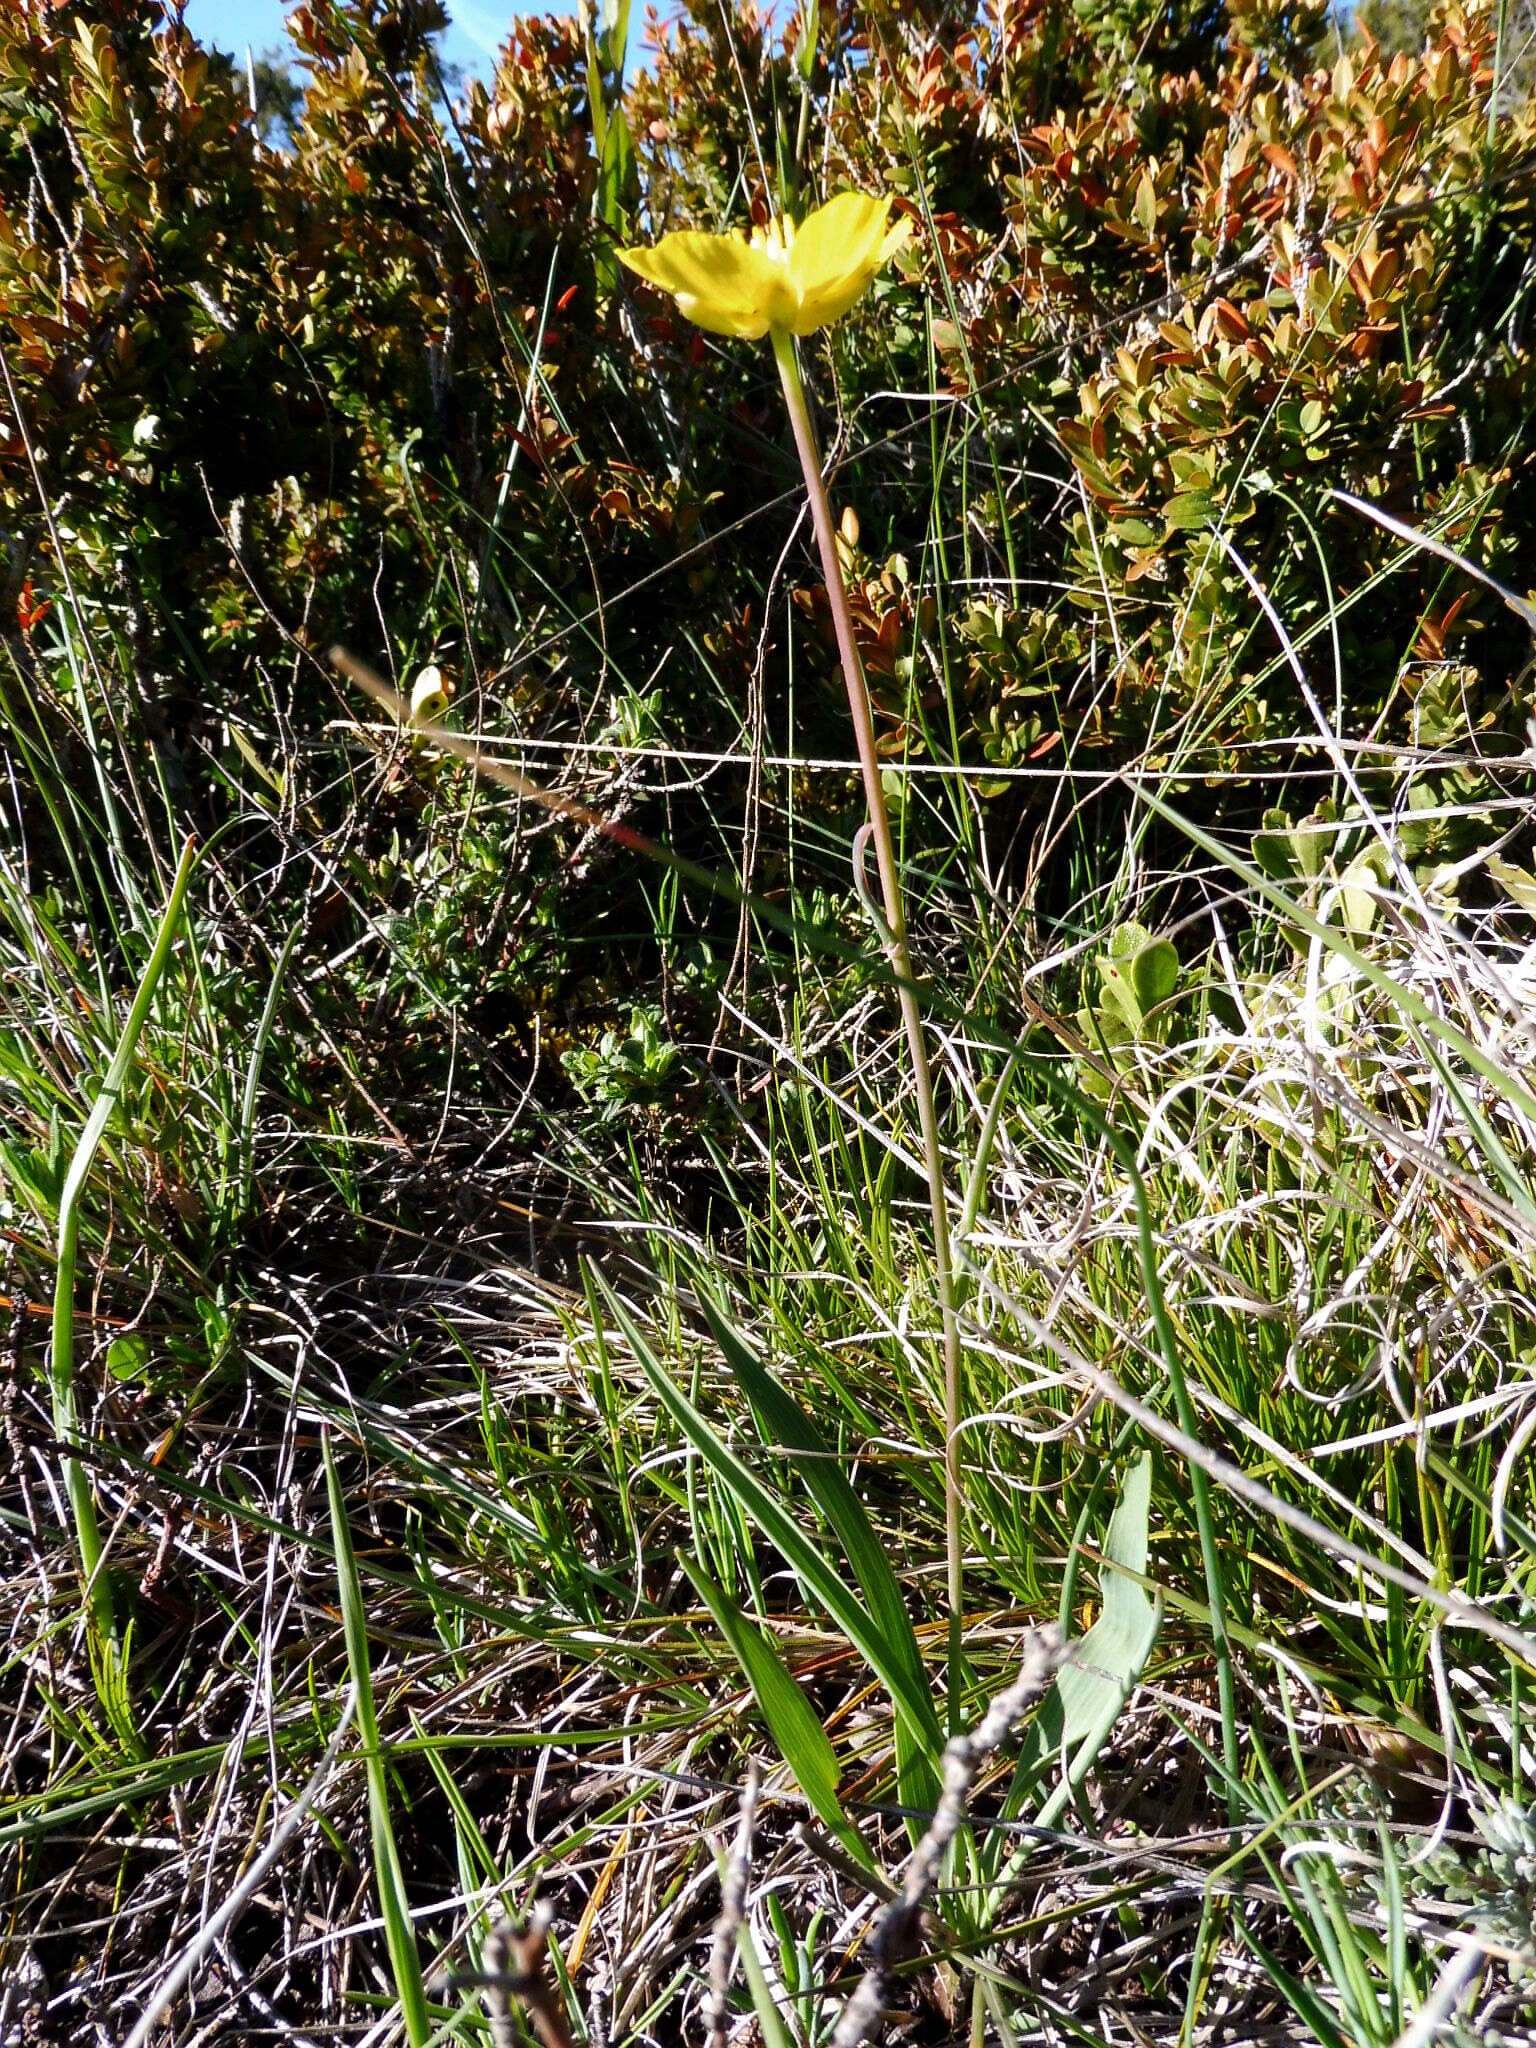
53, 832, 199, 1655
770, 326, 966, 1726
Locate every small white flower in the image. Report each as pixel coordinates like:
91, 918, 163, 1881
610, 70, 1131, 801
410, 666, 450, 724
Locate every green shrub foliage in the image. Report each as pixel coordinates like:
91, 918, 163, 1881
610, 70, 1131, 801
1, 0, 1532, 1009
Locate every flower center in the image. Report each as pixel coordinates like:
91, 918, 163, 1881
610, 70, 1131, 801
751, 216, 796, 267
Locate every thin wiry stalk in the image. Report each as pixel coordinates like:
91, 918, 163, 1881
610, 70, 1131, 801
477, 1909, 576, 2048
120, 1686, 358, 2048
707, 1760, 760, 2048
771, 324, 968, 1730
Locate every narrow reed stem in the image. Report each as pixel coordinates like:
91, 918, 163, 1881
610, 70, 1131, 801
771, 327, 966, 1725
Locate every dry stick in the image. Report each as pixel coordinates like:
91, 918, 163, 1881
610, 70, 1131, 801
330, 646, 662, 859
330, 645, 883, 986
121, 1687, 358, 2048
476, 1908, 577, 2048
708, 1761, 761, 2048
769, 328, 968, 1731
830, 1629, 1063, 2048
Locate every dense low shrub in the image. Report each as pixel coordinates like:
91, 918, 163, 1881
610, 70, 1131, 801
3, 1, 1530, 760
0, 0, 1532, 1143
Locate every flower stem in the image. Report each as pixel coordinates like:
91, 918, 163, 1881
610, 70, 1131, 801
771, 326, 966, 1728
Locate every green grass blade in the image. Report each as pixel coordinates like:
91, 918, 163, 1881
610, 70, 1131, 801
682, 1551, 876, 1874
323, 1428, 432, 2048
238, 917, 302, 1219
700, 1292, 944, 1802
1238, 1925, 1352, 2048
593, 1269, 942, 1763
736, 1919, 799, 2048
51, 832, 198, 1680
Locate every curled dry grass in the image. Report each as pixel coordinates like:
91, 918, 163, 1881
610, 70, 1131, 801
5, 723, 1536, 2046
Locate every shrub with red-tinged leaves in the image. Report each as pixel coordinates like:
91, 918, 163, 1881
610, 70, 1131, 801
0, 0, 1532, 893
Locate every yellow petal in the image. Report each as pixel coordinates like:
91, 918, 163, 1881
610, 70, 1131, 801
618, 231, 777, 339
785, 193, 911, 334
787, 192, 895, 295
618, 194, 909, 342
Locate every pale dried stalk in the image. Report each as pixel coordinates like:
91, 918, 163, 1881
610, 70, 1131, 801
478, 1907, 575, 2048
831, 1629, 1063, 2048
708, 1761, 762, 2048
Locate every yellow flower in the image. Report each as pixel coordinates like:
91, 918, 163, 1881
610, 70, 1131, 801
617, 191, 910, 341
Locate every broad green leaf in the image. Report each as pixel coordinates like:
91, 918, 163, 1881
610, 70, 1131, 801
584, 38, 606, 154
683, 1553, 875, 1873
594, 1272, 943, 1763
1054, 1451, 1160, 1751
1004, 1455, 1161, 1822
1292, 808, 1335, 883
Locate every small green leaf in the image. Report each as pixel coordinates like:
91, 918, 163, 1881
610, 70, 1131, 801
1292, 812, 1333, 881
1338, 853, 1379, 936
1488, 855, 1536, 913
1113, 516, 1159, 547
1128, 938, 1179, 1016
1252, 809, 1299, 882
1164, 489, 1217, 533
1134, 167, 1158, 235
1104, 921, 1151, 962
106, 1334, 150, 1383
